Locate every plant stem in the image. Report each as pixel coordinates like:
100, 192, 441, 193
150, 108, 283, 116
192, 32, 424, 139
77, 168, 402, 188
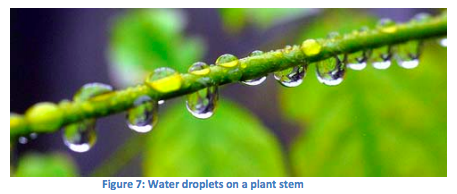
10, 14, 447, 138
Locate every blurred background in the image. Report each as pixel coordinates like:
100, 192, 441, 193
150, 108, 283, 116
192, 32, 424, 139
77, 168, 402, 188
10, 8, 446, 177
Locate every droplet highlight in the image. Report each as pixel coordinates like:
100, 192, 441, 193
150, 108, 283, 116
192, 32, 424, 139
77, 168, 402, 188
242, 76, 267, 86
316, 55, 346, 86
274, 65, 307, 87
126, 95, 158, 133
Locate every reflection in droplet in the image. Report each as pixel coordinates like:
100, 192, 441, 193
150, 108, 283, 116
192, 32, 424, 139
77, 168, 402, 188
274, 65, 307, 87
126, 95, 158, 133
63, 120, 97, 153
316, 55, 346, 86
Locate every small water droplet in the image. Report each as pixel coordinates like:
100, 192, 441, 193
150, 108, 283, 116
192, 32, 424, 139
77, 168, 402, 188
145, 67, 182, 93
63, 119, 97, 153
158, 100, 165, 105
395, 41, 422, 69
216, 54, 239, 68
301, 39, 321, 57
242, 76, 267, 86
377, 18, 397, 33
73, 83, 113, 101
316, 55, 346, 86
18, 136, 28, 144
274, 65, 307, 87
250, 50, 264, 57
126, 95, 158, 133
189, 62, 210, 76
327, 32, 341, 39
29, 133, 38, 139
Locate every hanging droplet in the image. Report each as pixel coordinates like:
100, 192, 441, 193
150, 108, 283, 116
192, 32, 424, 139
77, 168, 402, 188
395, 41, 422, 69
316, 55, 346, 86
18, 136, 28, 144
242, 76, 267, 86
274, 65, 307, 87
63, 83, 113, 153
347, 27, 370, 71
145, 67, 182, 93
371, 19, 395, 70
126, 95, 158, 133
63, 119, 97, 153
186, 62, 218, 119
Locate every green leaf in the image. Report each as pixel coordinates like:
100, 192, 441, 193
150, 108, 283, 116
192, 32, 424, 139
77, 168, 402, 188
282, 10, 446, 176
109, 9, 205, 87
143, 99, 287, 176
14, 152, 79, 177
219, 8, 314, 33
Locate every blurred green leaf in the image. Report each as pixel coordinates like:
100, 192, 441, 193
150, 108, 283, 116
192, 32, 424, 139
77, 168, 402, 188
15, 152, 79, 177
143, 99, 287, 176
109, 9, 205, 87
219, 8, 313, 33
282, 10, 446, 176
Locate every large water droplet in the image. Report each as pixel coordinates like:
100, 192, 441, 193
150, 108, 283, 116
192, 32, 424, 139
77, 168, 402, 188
186, 62, 218, 119
145, 67, 182, 93
63, 119, 97, 153
63, 83, 113, 152
126, 95, 158, 133
316, 55, 346, 86
395, 41, 422, 69
189, 62, 210, 76
274, 65, 307, 87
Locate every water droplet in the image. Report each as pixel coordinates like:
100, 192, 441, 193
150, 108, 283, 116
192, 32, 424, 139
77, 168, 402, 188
316, 55, 346, 86
73, 83, 113, 102
395, 41, 422, 69
439, 38, 447, 47
126, 95, 158, 133
412, 13, 431, 23
371, 46, 392, 70
186, 62, 218, 119
274, 65, 307, 87
377, 18, 397, 34
145, 67, 182, 93
158, 100, 165, 105
63, 119, 97, 153
18, 136, 28, 144
189, 62, 210, 76
186, 86, 218, 119
301, 39, 321, 57
216, 54, 240, 68
242, 76, 267, 86
250, 50, 264, 57
29, 133, 38, 139
327, 32, 341, 39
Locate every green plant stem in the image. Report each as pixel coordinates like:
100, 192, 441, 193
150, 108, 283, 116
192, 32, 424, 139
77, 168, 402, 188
10, 14, 447, 138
